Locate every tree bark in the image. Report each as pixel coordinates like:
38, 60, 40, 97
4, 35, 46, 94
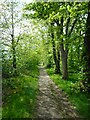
60, 43, 68, 79
57, 44, 60, 73
59, 13, 78, 79
54, 19, 62, 74
59, 17, 68, 79
51, 32, 60, 74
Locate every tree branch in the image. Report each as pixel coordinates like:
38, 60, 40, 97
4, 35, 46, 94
68, 17, 78, 37
66, 16, 70, 35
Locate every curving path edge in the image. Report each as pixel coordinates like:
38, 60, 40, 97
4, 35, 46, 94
34, 66, 79, 119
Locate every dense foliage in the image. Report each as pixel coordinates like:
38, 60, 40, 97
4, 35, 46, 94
24, 2, 90, 89
1, 1, 90, 119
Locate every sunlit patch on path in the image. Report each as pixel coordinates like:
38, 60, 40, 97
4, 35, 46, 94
34, 66, 79, 119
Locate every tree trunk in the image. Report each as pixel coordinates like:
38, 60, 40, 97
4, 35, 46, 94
11, 2, 16, 74
84, 2, 90, 92
51, 32, 60, 74
12, 40, 16, 69
57, 44, 60, 73
55, 19, 62, 74
60, 44, 68, 80
60, 17, 68, 79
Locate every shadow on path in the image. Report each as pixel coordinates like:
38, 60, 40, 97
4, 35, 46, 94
34, 66, 80, 119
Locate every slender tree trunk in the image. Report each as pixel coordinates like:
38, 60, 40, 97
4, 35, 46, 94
57, 44, 60, 73
55, 19, 62, 74
11, 2, 16, 74
12, 40, 16, 69
70, 43, 73, 68
51, 32, 60, 74
84, 2, 90, 92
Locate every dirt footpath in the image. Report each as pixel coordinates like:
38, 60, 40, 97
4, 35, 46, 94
34, 67, 79, 119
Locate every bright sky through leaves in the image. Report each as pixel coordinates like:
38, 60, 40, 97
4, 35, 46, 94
21, 0, 33, 3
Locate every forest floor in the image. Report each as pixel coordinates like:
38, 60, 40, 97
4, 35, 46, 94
34, 66, 80, 119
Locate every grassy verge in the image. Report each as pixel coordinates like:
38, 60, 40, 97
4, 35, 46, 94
2, 67, 39, 118
46, 67, 90, 119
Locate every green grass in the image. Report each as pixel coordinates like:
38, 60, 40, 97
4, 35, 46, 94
2, 67, 39, 118
46, 67, 90, 119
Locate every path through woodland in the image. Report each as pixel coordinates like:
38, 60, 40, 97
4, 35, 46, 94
34, 67, 79, 119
